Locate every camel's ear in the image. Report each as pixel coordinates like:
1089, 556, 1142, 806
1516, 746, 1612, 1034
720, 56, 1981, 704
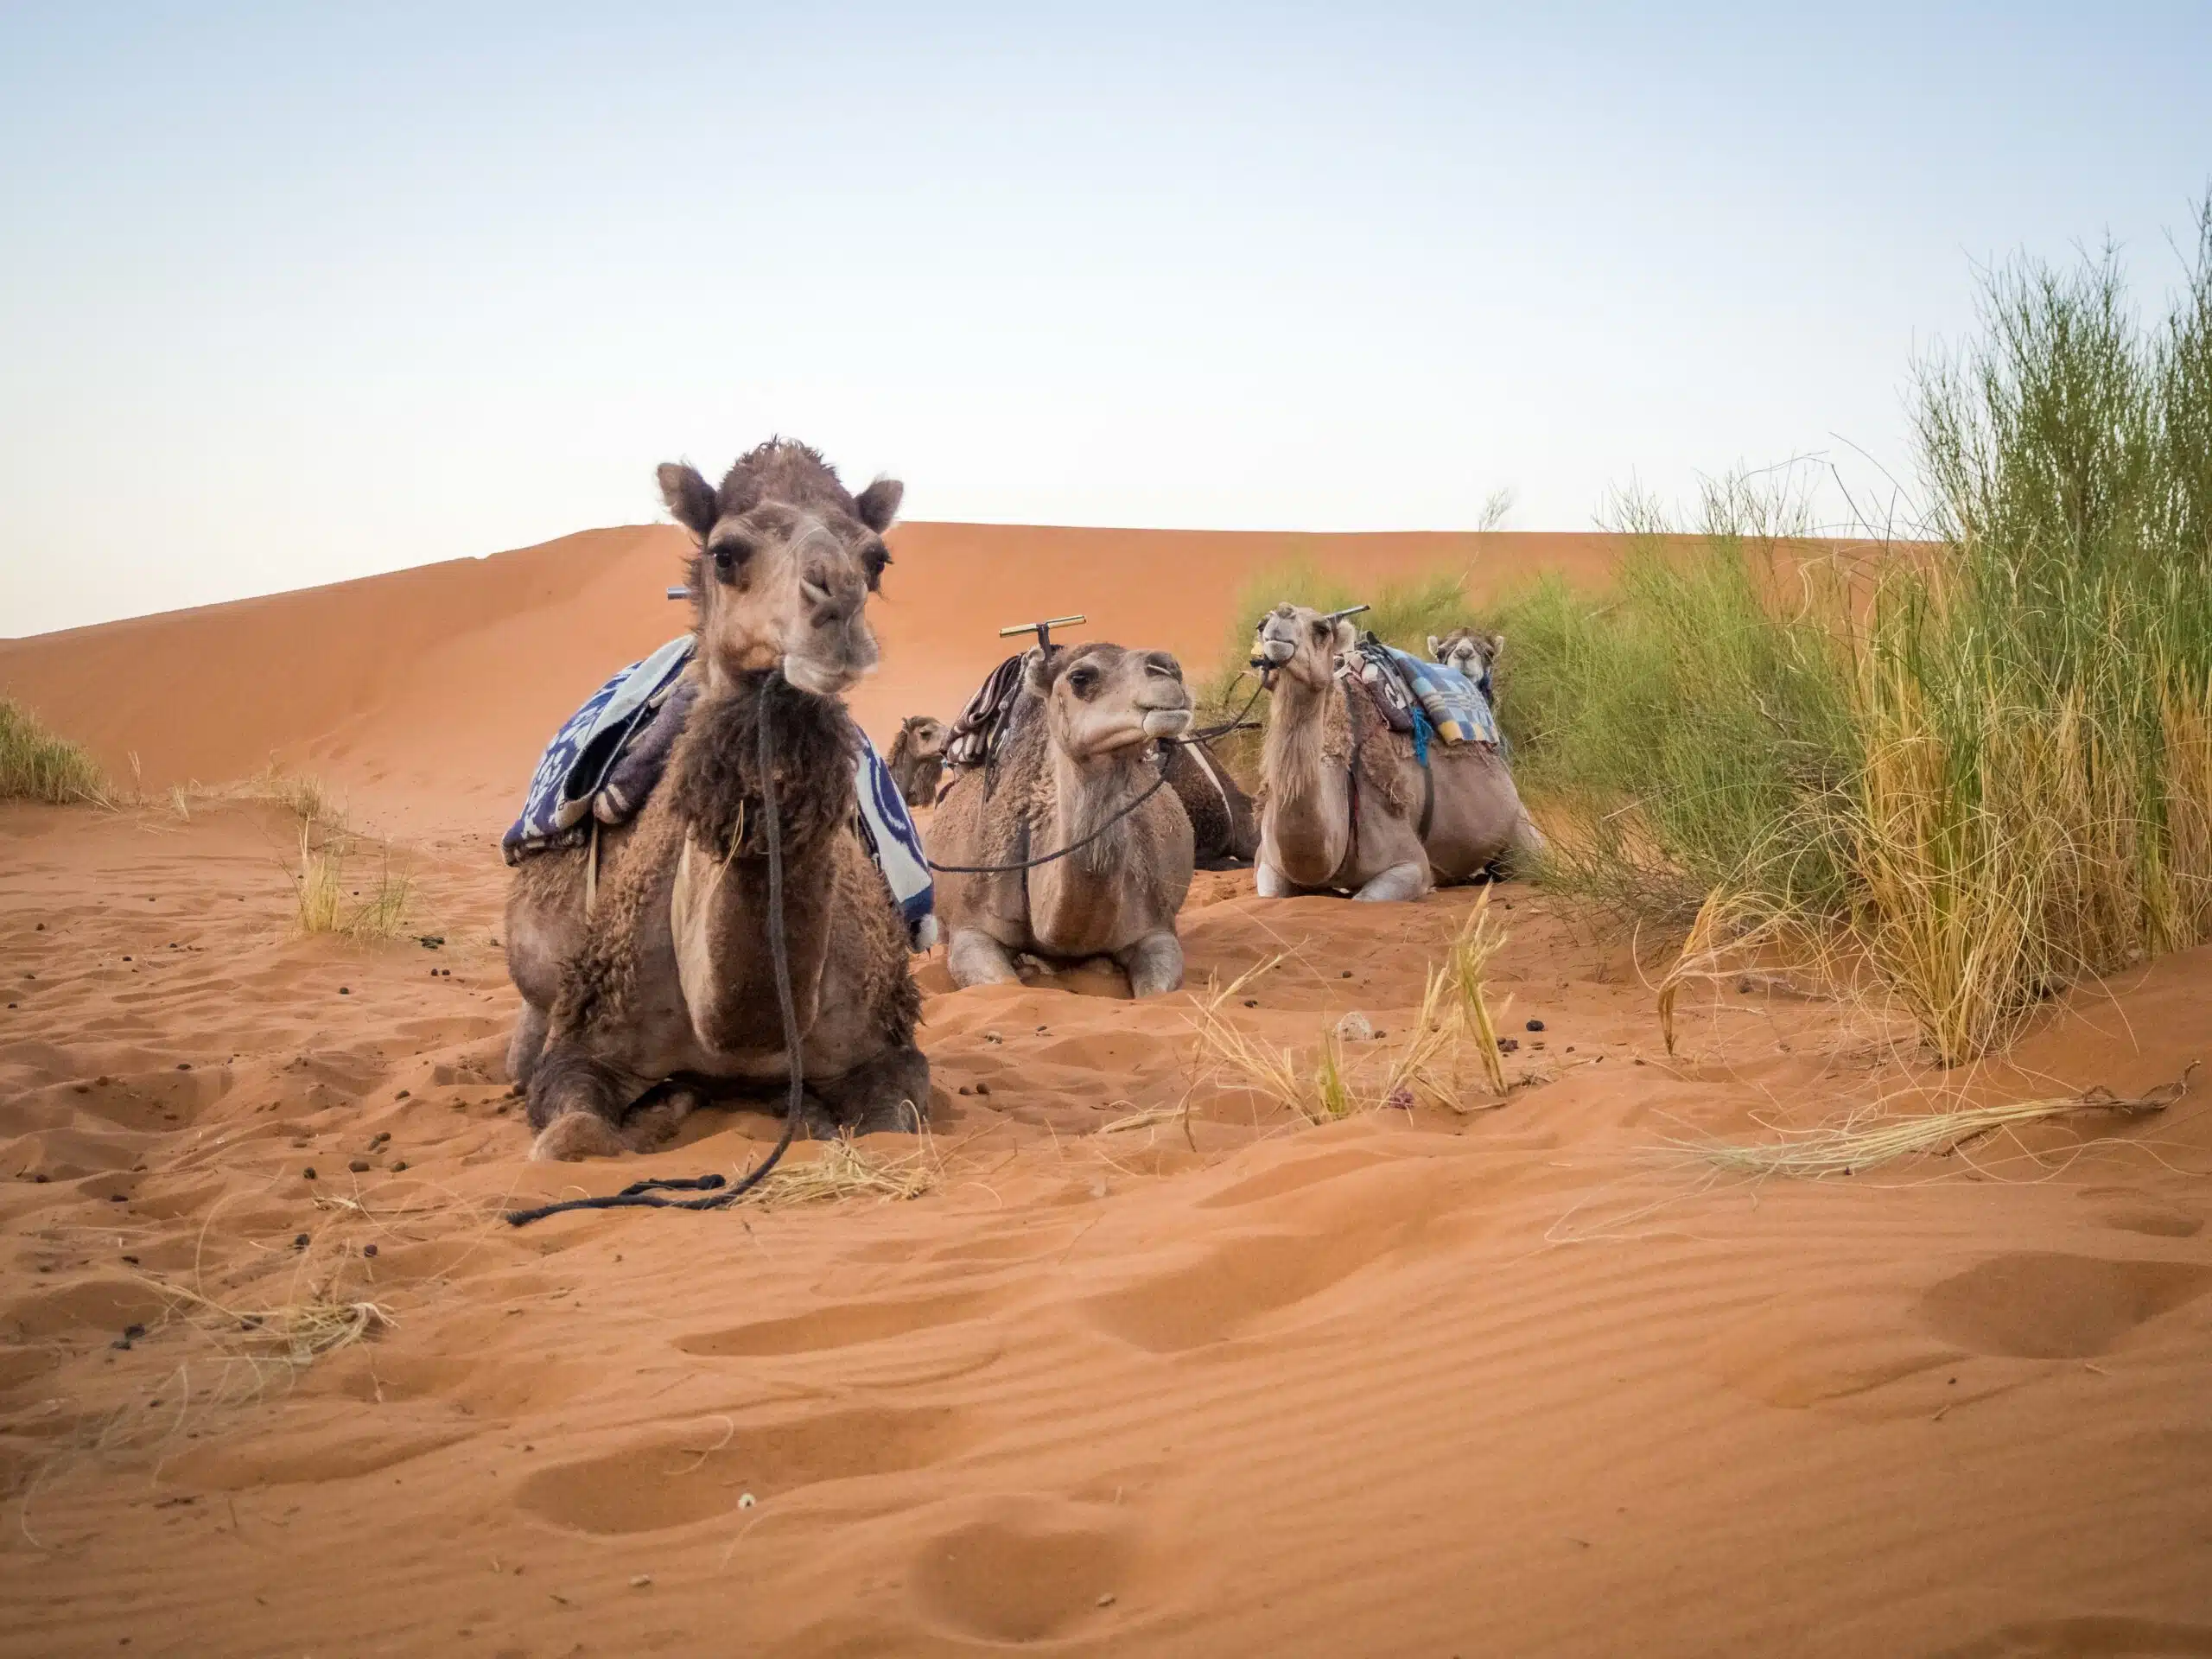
1332, 620, 1359, 654
1021, 645, 1060, 696
854, 477, 904, 533
1427, 634, 1443, 660
1486, 632, 1506, 664
657, 464, 719, 538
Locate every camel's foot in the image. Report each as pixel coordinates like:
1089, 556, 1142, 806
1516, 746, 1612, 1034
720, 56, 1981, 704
811, 1045, 930, 1135
1351, 861, 1428, 902
1116, 931, 1185, 998
946, 927, 1023, 988
1254, 861, 1291, 898
620, 1084, 702, 1154
531, 1112, 626, 1162
505, 1002, 550, 1090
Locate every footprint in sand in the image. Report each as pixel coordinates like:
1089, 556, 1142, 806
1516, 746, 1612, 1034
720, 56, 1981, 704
513, 1405, 968, 1535
1917, 1252, 2212, 1360
909, 1494, 1139, 1644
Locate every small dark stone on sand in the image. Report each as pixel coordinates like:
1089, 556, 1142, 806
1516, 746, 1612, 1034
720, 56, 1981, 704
339, 987, 350, 995
124, 1323, 146, 1340
121, 1255, 138, 1264
1497, 1037, 1520, 1053
176, 1062, 191, 1071
292, 1234, 309, 1249
33, 1173, 48, 1183
395, 1090, 410, 1100
302, 1166, 317, 1180
111, 1337, 131, 1351
1243, 999, 1259, 1008
391, 1160, 408, 1171
348, 1159, 371, 1173
1525, 1018, 1546, 1032
957, 1085, 972, 1096
975, 1082, 991, 1096
1341, 970, 1354, 978
363, 1243, 378, 1258
108, 1193, 126, 1203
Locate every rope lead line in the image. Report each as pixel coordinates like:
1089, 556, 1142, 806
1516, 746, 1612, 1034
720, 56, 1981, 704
506, 675, 805, 1227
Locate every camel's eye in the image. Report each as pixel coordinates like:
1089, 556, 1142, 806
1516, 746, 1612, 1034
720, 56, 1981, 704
708, 539, 748, 584
864, 543, 890, 592
1066, 666, 1099, 697
1311, 620, 1330, 640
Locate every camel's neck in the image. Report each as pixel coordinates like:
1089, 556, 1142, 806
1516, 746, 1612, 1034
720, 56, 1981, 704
1027, 739, 1157, 942
1261, 671, 1351, 886
664, 677, 854, 1048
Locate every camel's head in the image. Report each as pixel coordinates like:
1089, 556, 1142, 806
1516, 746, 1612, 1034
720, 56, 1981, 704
899, 715, 947, 760
1254, 602, 1357, 689
1429, 626, 1504, 689
657, 440, 903, 698
1025, 643, 1193, 761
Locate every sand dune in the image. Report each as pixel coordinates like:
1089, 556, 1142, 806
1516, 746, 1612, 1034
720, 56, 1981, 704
3, 522, 2209, 1656
0, 523, 1618, 834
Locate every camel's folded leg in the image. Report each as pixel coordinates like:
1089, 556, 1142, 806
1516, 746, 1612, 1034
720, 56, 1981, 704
1351, 861, 1427, 902
505, 1002, 550, 1090
1117, 931, 1185, 998
526, 1044, 651, 1162
1254, 861, 1292, 898
812, 1045, 930, 1135
946, 927, 1023, 988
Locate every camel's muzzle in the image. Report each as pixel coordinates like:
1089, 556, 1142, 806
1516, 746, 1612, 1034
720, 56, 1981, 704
1141, 709, 1194, 739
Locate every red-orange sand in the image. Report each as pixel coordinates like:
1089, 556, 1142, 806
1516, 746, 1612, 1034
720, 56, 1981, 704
2, 524, 2209, 1657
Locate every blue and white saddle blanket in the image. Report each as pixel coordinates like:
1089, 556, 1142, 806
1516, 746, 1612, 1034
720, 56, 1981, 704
1342, 642, 1501, 748
501, 637, 938, 952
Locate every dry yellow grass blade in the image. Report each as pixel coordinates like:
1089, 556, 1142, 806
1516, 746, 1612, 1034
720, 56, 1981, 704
147, 1275, 397, 1368
1664, 1064, 2194, 1179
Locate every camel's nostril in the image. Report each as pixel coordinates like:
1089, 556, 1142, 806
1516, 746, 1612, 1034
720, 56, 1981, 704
803, 577, 833, 607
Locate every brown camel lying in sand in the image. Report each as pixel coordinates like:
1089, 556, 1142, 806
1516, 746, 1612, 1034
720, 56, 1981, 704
886, 714, 947, 808
503, 440, 927, 1160
1252, 604, 1540, 902
930, 643, 1196, 997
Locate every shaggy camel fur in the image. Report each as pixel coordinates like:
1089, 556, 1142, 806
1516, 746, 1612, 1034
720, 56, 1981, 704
886, 714, 947, 808
504, 440, 927, 1160
930, 643, 1196, 997
1252, 604, 1540, 902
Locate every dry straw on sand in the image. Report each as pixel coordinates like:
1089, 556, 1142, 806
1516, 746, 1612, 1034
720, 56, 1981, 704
1664, 1065, 2194, 1179
724, 1132, 940, 1207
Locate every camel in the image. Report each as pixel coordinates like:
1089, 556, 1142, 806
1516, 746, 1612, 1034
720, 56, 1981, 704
1251, 604, 1539, 902
886, 715, 947, 808
929, 644, 1196, 997
1429, 626, 1504, 690
1164, 739, 1260, 865
504, 439, 928, 1160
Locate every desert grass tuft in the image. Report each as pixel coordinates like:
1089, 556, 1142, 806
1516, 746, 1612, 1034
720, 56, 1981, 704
1499, 200, 2212, 1064
293, 821, 412, 940
148, 1275, 396, 1367
1435, 888, 1513, 1096
1663, 1065, 2192, 1179
0, 697, 111, 805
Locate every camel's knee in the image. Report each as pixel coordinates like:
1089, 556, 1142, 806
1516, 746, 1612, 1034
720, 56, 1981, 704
946, 928, 1021, 989
814, 1046, 930, 1135
1352, 861, 1427, 903
1119, 932, 1185, 998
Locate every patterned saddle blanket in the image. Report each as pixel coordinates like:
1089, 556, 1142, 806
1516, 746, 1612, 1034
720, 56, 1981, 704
1340, 639, 1500, 748
943, 650, 1030, 773
501, 637, 938, 951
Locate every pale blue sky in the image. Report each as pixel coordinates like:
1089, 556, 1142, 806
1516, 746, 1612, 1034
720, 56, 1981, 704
3, 3, 2207, 635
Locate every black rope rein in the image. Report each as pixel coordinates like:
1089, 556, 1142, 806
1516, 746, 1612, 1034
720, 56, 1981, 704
505, 676, 806, 1227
